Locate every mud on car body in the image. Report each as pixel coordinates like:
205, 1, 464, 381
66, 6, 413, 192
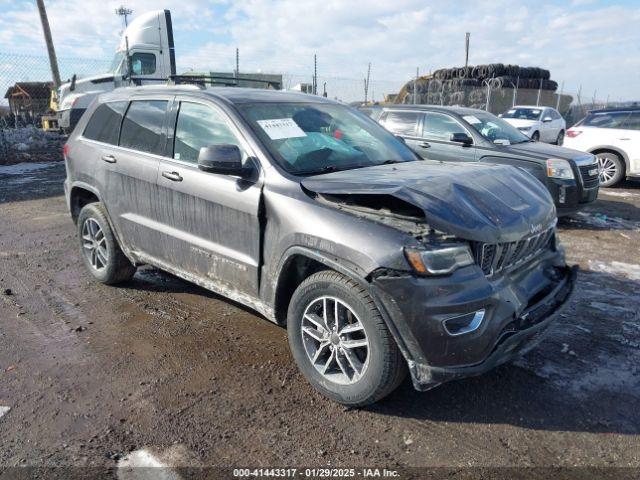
64, 86, 575, 405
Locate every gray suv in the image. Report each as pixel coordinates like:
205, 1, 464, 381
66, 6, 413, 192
64, 86, 575, 406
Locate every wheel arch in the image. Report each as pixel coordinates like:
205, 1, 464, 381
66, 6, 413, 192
589, 146, 629, 174
69, 183, 101, 223
272, 247, 369, 326
271, 247, 414, 364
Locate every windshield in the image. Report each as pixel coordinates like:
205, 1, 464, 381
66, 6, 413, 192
462, 111, 531, 144
107, 51, 125, 74
238, 103, 417, 175
501, 108, 542, 121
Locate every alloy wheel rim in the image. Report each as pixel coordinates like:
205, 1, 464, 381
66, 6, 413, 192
597, 156, 617, 184
81, 218, 108, 271
301, 296, 370, 385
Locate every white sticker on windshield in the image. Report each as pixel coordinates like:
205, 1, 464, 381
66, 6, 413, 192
463, 115, 481, 124
257, 118, 307, 140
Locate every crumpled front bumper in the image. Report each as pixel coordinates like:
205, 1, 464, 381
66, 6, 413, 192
370, 252, 576, 392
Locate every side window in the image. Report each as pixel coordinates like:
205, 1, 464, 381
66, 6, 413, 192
622, 112, 640, 131
423, 112, 468, 142
119, 100, 168, 155
83, 101, 127, 145
380, 111, 420, 136
173, 102, 244, 163
552, 110, 562, 120
130, 53, 156, 76
583, 112, 630, 129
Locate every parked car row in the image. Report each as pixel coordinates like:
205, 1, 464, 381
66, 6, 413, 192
360, 105, 599, 216
65, 86, 575, 405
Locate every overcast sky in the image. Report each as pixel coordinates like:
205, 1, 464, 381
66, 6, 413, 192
0, 0, 638, 100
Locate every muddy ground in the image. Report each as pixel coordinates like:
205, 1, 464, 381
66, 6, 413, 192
0, 160, 639, 479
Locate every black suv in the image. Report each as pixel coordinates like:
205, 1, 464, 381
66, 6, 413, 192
65, 86, 575, 405
363, 105, 599, 216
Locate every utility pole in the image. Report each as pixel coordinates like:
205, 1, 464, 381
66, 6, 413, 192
115, 5, 133, 28
313, 54, 317, 95
36, 0, 61, 88
364, 62, 371, 104
235, 47, 240, 77
556, 81, 564, 110
464, 32, 470, 68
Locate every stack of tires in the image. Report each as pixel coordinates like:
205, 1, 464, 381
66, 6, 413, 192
396, 63, 561, 109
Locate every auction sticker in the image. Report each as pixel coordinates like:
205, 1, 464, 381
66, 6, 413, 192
257, 118, 307, 140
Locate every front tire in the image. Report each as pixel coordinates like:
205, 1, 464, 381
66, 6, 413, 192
287, 270, 407, 406
596, 152, 624, 187
77, 203, 136, 284
555, 130, 564, 146
531, 131, 540, 142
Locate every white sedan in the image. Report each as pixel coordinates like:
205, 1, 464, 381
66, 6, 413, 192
500, 105, 566, 145
564, 108, 640, 187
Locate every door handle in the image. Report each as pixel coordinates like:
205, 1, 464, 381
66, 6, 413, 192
162, 171, 183, 182
418, 141, 431, 148
101, 154, 117, 163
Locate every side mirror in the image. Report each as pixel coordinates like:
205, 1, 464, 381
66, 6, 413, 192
450, 132, 473, 145
542, 117, 552, 123
198, 144, 247, 176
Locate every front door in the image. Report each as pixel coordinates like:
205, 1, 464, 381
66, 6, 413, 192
155, 99, 263, 297
416, 111, 476, 162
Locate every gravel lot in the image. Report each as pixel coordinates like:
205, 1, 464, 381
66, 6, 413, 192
0, 160, 639, 479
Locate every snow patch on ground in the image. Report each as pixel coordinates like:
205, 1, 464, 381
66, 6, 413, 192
588, 260, 640, 281
573, 212, 640, 231
600, 190, 640, 199
0, 406, 10, 419
117, 445, 196, 480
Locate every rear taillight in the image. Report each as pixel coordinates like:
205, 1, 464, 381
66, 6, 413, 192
566, 129, 582, 138
63, 143, 70, 158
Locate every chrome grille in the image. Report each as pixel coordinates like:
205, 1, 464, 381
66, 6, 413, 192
472, 227, 555, 276
579, 164, 599, 188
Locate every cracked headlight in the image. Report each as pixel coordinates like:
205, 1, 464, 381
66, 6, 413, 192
546, 158, 574, 179
404, 245, 474, 276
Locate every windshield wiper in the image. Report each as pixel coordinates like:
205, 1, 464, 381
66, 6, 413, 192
294, 163, 377, 176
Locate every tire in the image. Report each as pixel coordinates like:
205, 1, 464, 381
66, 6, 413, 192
287, 270, 407, 406
531, 131, 540, 142
596, 152, 624, 187
555, 130, 564, 146
77, 203, 136, 284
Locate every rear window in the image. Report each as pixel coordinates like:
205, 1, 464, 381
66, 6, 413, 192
83, 101, 127, 145
581, 112, 630, 129
119, 100, 168, 155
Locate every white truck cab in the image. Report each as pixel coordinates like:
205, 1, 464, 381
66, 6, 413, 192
56, 10, 175, 132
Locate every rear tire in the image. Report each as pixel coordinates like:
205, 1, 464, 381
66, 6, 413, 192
596, 152, 624, 187
531, 131, 540, 142
287, 270, 407, 406
77, 203, 136, 284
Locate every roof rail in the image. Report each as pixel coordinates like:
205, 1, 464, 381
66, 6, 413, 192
167, 75, 281, 90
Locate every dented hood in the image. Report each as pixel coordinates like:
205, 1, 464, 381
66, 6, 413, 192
301, 161, 557, 243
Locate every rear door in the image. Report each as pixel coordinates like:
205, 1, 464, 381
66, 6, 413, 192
155, 98, 263, 297
103, 98, 169, 260
417, 111, 476, 162
620, 112, 640, 174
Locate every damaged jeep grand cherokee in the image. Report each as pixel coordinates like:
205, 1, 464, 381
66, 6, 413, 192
64, 86, 575, 406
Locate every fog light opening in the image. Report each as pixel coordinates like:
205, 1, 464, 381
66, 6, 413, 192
558, 185, 566, 204
443, 309, 485, 336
